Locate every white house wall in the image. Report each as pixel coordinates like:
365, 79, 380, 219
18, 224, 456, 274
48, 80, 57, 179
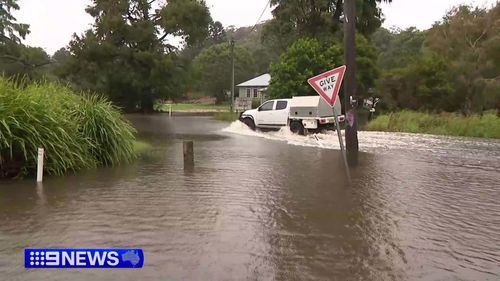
238, 87, 267, 100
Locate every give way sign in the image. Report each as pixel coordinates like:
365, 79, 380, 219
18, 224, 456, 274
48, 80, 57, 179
307, 65, 346, 107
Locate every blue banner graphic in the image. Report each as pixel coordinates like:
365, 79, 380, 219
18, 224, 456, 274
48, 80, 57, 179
25, 249, 144, 269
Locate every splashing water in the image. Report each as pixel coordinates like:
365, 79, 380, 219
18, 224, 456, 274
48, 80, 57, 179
221, 121, 343, 150
222, 121, 500, 160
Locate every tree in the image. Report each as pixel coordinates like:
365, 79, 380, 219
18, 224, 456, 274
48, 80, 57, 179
61, 0, 212, 113
160, 0, 212, 46
0, 44, 51, 81
208, 21, 226, 45
0, 0, 29, 44
226, 23, 279, 74
269, 38, 342, 99
269, 36, 378, 100
193, 42, 254, 103
52, 48, 71, 65
0, 0, 49, 81
262, 0, 392, 52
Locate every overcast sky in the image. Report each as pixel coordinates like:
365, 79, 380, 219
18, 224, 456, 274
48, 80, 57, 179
13, 0, 498, 54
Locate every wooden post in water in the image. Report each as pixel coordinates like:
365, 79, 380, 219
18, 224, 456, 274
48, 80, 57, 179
183, 141, 194, 168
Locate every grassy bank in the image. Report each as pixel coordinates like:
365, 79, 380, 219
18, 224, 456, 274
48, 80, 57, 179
366, 110, 500, 139
0, 79, 140, 179
213, 112, 240, 122
155, 103, 229, 113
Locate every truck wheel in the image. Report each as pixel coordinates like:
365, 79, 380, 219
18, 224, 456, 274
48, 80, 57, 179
242, 118, 255, 130
290, 121, 305, 135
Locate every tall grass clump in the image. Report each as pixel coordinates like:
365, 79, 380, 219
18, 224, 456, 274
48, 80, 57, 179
0, 78, 138, 178
366, 110, 500, 139
73, 95, 137, 166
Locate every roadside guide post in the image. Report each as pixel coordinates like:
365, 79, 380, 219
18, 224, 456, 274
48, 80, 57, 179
308, 65, 351, 181
230, 39, 235, 113
37, 148, 44, 183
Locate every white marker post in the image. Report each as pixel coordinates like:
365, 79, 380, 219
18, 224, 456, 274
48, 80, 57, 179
37, 148, 44, 183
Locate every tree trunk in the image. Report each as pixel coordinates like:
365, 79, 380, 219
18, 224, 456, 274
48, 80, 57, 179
463, 96, 472, 117
141, 97, 154, 114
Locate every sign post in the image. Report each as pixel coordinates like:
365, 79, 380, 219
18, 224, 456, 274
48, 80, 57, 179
332, 107, 345, 151
308, 65, 351, 181
344, 0, 359, 162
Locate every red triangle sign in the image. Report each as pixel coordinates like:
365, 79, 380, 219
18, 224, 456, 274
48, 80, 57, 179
307, 65, 346, 107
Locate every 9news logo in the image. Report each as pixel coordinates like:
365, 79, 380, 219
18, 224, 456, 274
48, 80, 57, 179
25, 249, 144, 269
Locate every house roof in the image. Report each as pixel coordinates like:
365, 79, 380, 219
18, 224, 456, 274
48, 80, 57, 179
237, 74, 270, 87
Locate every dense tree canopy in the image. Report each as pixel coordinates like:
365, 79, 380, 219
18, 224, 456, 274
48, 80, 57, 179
263, 0, 392, 52
378, 54, 455, 111
371, 27, 426, 70
427, 4, 500, 114
376, 3, 500, 114
159, 0, 212, 46
0, 45, 51, 80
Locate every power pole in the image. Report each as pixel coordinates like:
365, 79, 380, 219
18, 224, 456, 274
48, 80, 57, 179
343, 0, 359, 161
230, 39, 235, 112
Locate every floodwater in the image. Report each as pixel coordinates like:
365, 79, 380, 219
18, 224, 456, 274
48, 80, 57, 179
0, 115, 499, 281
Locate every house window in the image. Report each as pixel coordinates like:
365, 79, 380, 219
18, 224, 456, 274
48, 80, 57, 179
246, 88, 251, 98
253, 89, 258, 98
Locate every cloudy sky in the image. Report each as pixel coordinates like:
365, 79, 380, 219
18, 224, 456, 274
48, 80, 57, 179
13, 0, 498, 54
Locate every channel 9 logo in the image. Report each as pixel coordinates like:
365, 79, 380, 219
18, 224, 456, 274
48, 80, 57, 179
25, 249, 144, 269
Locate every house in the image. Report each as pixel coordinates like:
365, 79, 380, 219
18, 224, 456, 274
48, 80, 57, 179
236, 73, 270, 102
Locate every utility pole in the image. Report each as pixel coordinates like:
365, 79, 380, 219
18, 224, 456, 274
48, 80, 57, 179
230, 39, 235, 112
343, 0, 359, 161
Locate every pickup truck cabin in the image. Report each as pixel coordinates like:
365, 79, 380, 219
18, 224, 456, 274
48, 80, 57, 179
239, 96, 344, 135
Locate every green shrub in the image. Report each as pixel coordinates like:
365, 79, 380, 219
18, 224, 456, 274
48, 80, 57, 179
0, 78, 139, 178
365, 114, 390, 131
252, 99, 261, 109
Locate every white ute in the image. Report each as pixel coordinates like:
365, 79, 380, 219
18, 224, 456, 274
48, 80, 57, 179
239, 96, 344, 135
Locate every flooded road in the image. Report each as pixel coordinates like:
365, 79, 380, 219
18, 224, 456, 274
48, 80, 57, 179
1, 115, 499, 280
